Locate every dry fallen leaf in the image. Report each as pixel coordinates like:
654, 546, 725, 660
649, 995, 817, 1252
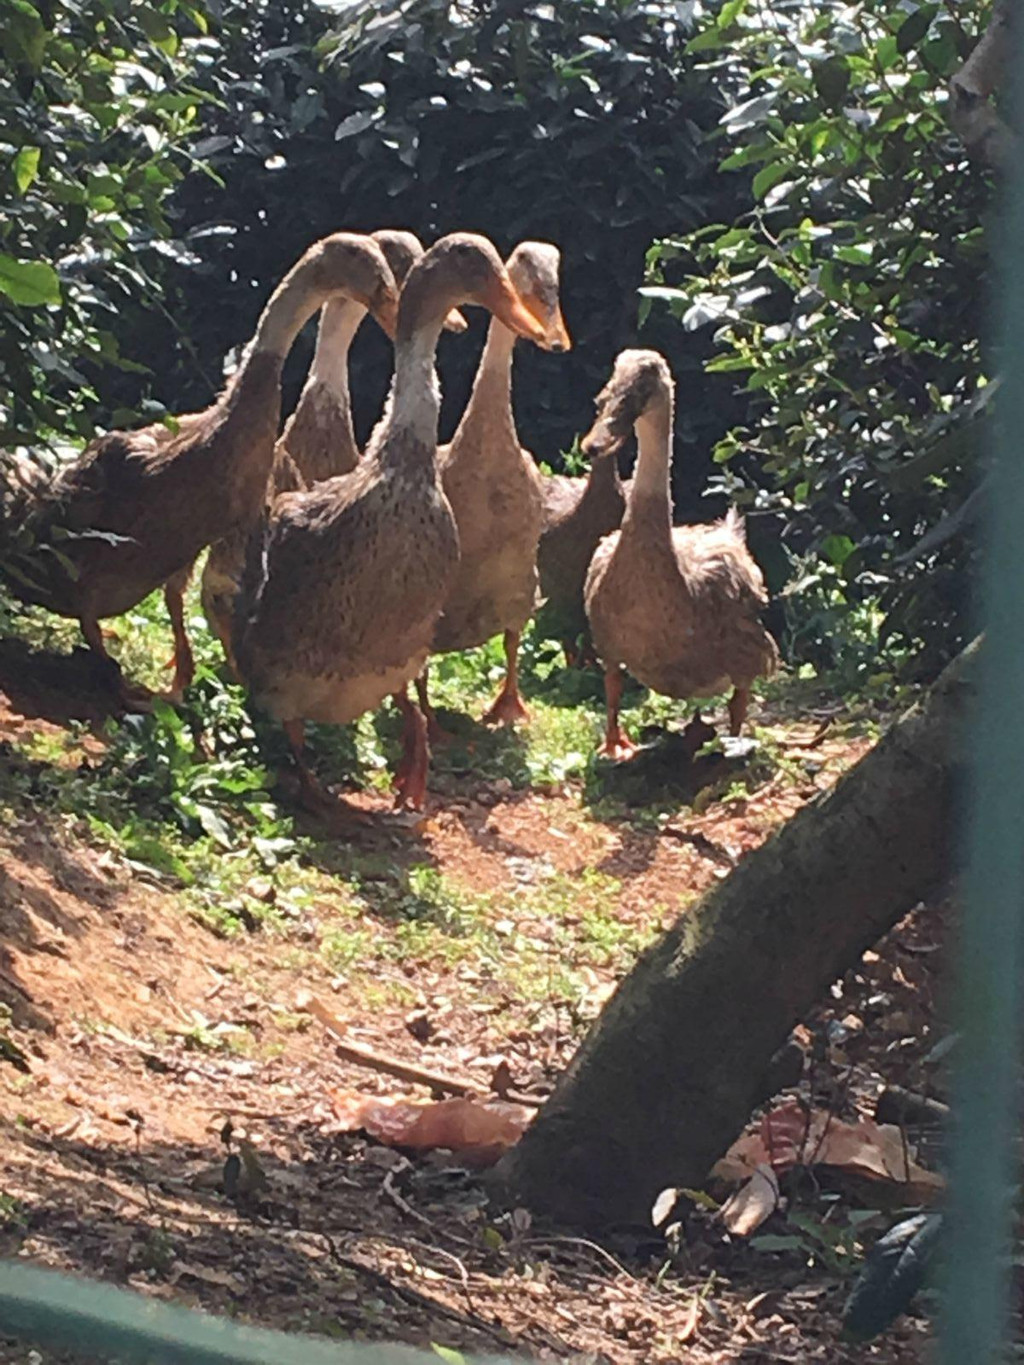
719, 1163, 780, 1236
712, 1099, 944, 1205
330, 1090, 532, 1167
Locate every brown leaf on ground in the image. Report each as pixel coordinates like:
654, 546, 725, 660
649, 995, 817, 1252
331, 1090, 533, 1167
713, 1099, 944, 1204
719, 1163, 780, 1237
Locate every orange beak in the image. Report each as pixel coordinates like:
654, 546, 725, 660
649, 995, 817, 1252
368, 289, 400, 340
543, 302, 572, 354
485, 276, 548, 345
443, 307, 469, 333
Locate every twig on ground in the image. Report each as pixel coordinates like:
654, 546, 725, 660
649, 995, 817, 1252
525, 1235, 637, 1282
299, 990, 543, 1107
322, 1234, 551, 1353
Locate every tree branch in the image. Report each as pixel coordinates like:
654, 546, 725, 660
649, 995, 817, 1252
948, 0, 1016, 172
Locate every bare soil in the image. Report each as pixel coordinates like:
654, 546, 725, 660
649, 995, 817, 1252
0, 658, 942, 1364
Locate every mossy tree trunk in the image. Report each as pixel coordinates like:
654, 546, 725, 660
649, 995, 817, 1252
498, 644, 978, 1229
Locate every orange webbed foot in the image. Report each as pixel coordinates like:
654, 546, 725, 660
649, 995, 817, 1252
598, 732, 639, 763
482, 687, 530, 728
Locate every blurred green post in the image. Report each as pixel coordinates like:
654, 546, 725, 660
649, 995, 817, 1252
939, 9, 1024, 1360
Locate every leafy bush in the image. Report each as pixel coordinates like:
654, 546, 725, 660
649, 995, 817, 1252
139, 0, 747, 475
0, 0, 215, 447
645, 0, 995, 677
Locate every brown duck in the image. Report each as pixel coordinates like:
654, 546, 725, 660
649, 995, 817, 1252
200, 230, 456, 669
583, 349, 779, 759
1, 233, 399, 707
536, 442, 628, 666
233, 234, 548, 811
419, 241, 571, 731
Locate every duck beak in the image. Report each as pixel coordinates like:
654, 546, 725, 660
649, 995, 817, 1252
580, 413, 622, 460
369, 289, 400, 340
543, 303, 572, 354
486, 277, 548, 345
443, 307, 469, 333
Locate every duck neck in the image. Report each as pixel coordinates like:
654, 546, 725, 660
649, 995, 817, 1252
250, 262, 327, 362
383, 304, 449, 471
280, 298, 364, 477
585, 451, 622, 500
309, 298, 364, 397
623, 394, 674, 536
454, 319, 517, 447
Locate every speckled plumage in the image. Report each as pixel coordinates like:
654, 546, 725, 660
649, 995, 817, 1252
1, 233, 398, 698
536, 456, 628, 646
7, 355, 281, 625
233, 234, 549, 737
235, 450, 459, 724
432, 242, 568, 654
584, 350, 778, 714
201, 230, 423, 665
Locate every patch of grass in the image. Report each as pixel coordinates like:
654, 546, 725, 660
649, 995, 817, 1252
0, 573, 881, 1040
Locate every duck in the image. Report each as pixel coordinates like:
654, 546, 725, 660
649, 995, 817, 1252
0, 234, 399, 708
582, 349, 779, 759
418, 242, 571, 732
536, 439, 628, 667
233, 233, 548, 811
200, 230, 460, 670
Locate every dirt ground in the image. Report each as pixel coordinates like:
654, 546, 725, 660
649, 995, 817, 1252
0, 654, 944, 1364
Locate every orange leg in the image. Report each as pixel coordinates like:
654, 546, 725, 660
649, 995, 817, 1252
283, 719, 319, 797
415, 670, 453, 746
164, 563, 195, 700
482, 629, 530, 727
392, 689, 430, 811
283, 719, 370, 828
598, 665, 638, 762
728, 685, 750, 737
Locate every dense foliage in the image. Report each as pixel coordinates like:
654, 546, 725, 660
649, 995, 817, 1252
0, 0, 214, 448
0, 0, 998, 678
648, 0, 995, 677
155, 0, 742, 468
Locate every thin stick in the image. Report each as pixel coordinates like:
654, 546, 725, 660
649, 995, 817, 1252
298, 990, 543, 1106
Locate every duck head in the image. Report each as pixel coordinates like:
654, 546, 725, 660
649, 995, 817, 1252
314, 233, 401, 339
581, 349, 673, 458
399, 233, 548, 344
506, 242, 572, 353
373, 229, 467, 334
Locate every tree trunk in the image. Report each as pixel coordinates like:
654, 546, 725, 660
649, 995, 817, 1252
497, 644, 978, 1229
948, 0, 1016, 172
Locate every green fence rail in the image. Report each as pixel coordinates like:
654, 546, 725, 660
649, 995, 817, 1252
0, 1259, 510, 1364
938, 7, 1024, 1363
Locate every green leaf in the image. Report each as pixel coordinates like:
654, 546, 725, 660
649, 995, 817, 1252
13, 147, 40, 196
431, 1347, 466, 1364
335, 110, 378, 140
718, 0, 747, 28
195, 804, 233, 848
721, 93, 776, 132
1, 1, 47, 70
0, 255, 60, 307
834, 243, 874, 266
820, 534, 856, 567
685, 26, 726, 55
752, 161, 791, 201
137, 7, 177, 53
896, 6, 935, 56
812, 57, 850, 109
